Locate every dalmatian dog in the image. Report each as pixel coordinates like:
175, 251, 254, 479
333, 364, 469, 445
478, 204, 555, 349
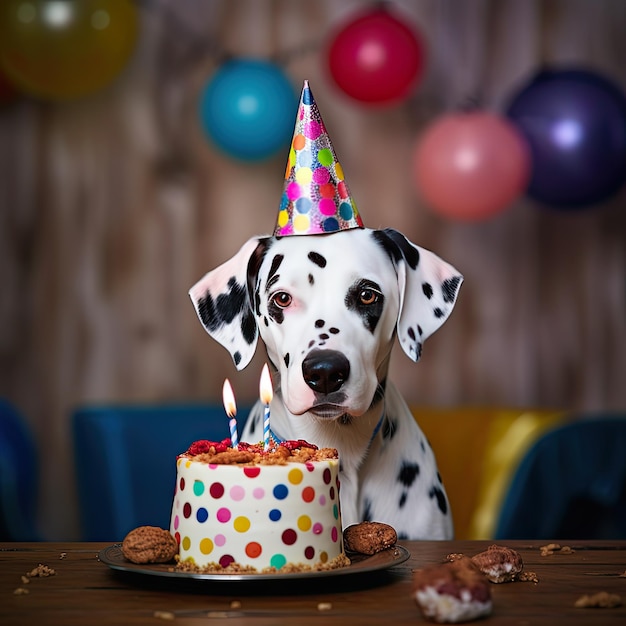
189, 227, 462, 540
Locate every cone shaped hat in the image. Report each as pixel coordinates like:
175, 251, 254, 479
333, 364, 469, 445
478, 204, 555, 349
275, 81, 364, 236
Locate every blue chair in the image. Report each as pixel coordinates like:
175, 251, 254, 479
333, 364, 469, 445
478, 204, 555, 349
494, 416, 626, 539
72, 403, 251, 541
0, 399, 41, 540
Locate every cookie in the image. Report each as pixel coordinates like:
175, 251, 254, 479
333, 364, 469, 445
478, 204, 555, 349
343, 521, 397, 555
121, 526, 178, 564
471, 545, 524, 583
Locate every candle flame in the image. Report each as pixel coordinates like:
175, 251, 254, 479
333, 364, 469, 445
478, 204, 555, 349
259, 363, 273, 404
222, 379, 237, 417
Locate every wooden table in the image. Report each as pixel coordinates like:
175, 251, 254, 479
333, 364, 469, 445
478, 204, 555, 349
1, 541, 625, 625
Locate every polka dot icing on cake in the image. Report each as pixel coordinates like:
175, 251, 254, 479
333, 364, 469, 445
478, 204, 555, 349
170, 440, 347, 572
274, 80, 364, 237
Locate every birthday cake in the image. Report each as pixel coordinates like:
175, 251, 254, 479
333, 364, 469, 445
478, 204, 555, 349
170, 438, 349, 573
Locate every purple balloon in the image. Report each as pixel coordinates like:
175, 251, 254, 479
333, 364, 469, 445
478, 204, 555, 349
506, 68, 626, 208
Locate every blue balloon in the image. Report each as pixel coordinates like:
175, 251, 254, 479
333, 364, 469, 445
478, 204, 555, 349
506, 68, 626, 209
199, 59, 297, 162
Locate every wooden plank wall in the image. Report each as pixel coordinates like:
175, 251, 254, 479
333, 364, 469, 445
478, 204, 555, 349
1, 0, 625, 539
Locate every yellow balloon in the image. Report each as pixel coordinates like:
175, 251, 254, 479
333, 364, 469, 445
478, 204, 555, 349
0, 0, 138, 100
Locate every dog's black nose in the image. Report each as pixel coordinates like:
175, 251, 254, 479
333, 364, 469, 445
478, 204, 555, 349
302, 349, 350, 395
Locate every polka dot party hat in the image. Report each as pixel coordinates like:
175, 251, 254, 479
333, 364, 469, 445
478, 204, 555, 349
275, 80, 364, 236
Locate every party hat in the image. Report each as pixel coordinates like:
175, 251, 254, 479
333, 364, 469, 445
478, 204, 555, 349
275, 81, 364, 236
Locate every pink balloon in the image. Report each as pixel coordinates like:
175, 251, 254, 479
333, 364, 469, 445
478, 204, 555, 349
413, 112, 531, 220
326, 7, 425, 105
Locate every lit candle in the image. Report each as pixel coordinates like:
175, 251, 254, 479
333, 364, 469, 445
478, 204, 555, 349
222, 378, 238, 449
259, 363, 273, 451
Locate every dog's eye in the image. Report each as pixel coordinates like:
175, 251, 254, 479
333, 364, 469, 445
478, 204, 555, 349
271, 292, 292, 308
360, 288, 381, 305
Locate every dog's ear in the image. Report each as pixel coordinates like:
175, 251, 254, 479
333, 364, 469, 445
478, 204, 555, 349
189, 236, 269, 370
378, 228, 463, 362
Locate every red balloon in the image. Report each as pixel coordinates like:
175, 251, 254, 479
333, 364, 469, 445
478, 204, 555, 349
326, 7, 425, 105
413, 112, 531, 221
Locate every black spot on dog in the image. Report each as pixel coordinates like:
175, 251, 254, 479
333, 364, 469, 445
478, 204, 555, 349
264, 257, 288, 324
284, 353, 290, 368
422, 282, 433, 299
429, 486, 448, 515
197, 279, 257, 348
389, 229, 420, 269
397, 531, 409, 541
308, 251, 327, 268
197, 278, 244, 329
234, 351, 241, 366
372, 229, 402, 264
398, 461, 420, 487
196, 293, 220, 331
265, 254, 284, 292
263, 316, 269, 327
241, 310, 256, 345
362, 498, 373, 522
247, 238, 271, 311
399, 492, 407, 508
319, 333, 329, 340
373, 229, 420, 269
308, 274, 314, 285
345, 279, 384, 333
329, 327, 339, 334
442, 276, 462, 303
268, 300, 284, 324
315, 319, 324, 328
406, 328, 422, 360
254, 289, 261, 316
308, 340, 315, 349
266, 273, 280, 292
434, 308, 444, 319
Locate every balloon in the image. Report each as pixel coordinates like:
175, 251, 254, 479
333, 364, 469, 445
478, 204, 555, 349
413, 111, 531, 221
506, 68, 626, 208
199, 59, 297, 162
326, 6, 425, 105
0, 0, 138, 101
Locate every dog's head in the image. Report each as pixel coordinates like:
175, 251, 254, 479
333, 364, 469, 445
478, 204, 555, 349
190, 228, 462, 421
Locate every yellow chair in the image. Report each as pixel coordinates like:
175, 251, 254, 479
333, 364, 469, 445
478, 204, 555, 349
413, 407, 567, 539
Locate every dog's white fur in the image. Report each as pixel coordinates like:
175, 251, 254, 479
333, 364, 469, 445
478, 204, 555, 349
189, 228, 462, 539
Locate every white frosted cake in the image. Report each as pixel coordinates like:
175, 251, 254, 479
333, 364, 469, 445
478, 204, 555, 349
170, 438, 348, 572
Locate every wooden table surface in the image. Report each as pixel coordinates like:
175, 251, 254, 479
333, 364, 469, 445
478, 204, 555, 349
1, 540, 625, 625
